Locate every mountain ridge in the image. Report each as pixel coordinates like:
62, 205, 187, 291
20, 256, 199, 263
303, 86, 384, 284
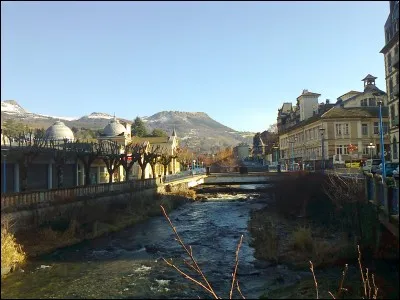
1, 100, 255, 151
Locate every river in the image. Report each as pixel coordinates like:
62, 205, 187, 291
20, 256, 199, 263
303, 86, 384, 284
1, 185, 302, 299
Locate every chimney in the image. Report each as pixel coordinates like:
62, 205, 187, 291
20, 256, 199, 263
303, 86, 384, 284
326, 99, 330, 104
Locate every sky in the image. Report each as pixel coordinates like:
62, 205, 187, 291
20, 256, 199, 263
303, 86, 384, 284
1, 1, 390, 133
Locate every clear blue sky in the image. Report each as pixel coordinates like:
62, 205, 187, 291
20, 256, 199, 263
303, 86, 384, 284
1, 1, 389, 133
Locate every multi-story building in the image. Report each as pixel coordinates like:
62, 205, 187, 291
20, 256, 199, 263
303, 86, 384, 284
380, 0, 399, 162
277, 76, 390, 169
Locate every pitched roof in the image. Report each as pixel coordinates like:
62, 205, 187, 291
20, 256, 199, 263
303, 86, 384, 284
362, 74, 377, 81
321, 107, 389, 119
130, 136, 171, 144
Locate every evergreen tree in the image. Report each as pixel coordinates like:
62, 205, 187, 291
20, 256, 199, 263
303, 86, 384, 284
131, 116, 148, 137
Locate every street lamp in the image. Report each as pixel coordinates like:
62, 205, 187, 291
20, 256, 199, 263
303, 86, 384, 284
377, 99, 386, 179
1, 148, 9, 193
319, 128, 326, 172
367, 142, 376, 172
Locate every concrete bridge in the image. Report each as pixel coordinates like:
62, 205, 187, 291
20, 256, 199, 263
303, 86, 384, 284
203, 172, 286, 185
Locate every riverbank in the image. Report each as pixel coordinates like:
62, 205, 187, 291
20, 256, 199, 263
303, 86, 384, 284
1, 189, 195, 278
248, 172, 399, 299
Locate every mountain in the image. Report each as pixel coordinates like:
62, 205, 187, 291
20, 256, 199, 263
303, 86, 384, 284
143, 111, 254, 152
1, 100, 255, 152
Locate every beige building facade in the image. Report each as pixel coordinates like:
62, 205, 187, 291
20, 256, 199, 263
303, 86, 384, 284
278, 76, 390, 169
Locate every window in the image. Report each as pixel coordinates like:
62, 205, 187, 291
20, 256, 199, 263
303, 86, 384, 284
362, 124, 368, 135
336, 124, 342, 135
374, 122, 379, 134
362, 145, 370, 155
361, 99, 368, 107
336, 145, 349, 155
374, 122, 389, 134
368, 98, 376, 106
393, 136, 398, 160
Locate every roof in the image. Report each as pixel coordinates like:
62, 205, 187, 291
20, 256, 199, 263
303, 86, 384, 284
130, 136, 172, 144
337, 90, 361, 100
103, 117, 127, 137
297, 91, 321, 100
362, 74, 377, 81
45, 121, 75, 141
321, 107, 389, 119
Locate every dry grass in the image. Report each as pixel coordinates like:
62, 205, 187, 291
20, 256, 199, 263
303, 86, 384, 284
292, 226, 313, 252
309, 245, 379, 299
1, 226, 26, 272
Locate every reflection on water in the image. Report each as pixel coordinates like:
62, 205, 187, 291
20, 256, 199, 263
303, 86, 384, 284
1, 185, 292, 299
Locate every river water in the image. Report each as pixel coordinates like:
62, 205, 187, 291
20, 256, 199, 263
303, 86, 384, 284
1, 185, 302, 299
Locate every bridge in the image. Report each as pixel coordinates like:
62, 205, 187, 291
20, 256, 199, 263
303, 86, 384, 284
203, 172, 286, 185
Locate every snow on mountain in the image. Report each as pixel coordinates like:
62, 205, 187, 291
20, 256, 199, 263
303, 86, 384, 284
85, 112, 114, 119
1, 100, 28, 115
41, 114, 78, 121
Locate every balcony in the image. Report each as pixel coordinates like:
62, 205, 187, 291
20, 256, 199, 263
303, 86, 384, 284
394, 84, 399, 97
392, 52, 399, 69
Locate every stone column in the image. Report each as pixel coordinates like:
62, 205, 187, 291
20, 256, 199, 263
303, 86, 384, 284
14, 163, 20, 192
48, 163, 53, 189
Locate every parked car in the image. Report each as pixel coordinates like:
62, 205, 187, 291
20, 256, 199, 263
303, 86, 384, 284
362, 159, 382, 173
376, 162, 399, 177
393, 166, 399, 179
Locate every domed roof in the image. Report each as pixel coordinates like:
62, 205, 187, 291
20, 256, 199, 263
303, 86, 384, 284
45, 121, 75, 141
103, 117, 127, 137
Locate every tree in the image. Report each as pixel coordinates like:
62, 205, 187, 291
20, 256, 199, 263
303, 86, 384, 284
159, 148, 177, 176
120, 143, 142, 181
131, 117, 148, 137
99, 140, 122, 183
136, 143, 161, 180
149, 128, 168, 137
2, 119, 29, 146
11, 128, 48, 191
72, 141, 103, 186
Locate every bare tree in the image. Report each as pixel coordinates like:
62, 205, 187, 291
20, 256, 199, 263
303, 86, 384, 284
137, 142, 161, 180
99, 140, 122, 183
119, 143, 142, 181
72, 141, 103, 186
159, 147, 177, 176
13, 129, 48, 191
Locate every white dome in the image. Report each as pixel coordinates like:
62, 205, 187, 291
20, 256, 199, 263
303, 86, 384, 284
103, 117, 127, 137
45, 121, 75, 141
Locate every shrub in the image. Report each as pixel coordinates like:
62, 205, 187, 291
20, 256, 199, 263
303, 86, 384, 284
1, 226, 26, 272
291, 226, 313, 252
249, 213, 279, 262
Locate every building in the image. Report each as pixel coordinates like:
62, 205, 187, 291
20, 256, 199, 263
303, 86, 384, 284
129, 129, 180, 179
380, 0, 399, 162
233, 143, 250, 161
277, 77, 390, 169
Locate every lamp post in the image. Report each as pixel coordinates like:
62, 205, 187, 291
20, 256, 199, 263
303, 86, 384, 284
319, 128, 326, 172
2, 148, 9, 193
367, 142, 376, 173
377, 100, 386, 179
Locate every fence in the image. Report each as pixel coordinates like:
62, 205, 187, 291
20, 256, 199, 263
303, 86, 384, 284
1, 179, 157, 212
364, 173, 399, 216
162, 168, 206, 183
